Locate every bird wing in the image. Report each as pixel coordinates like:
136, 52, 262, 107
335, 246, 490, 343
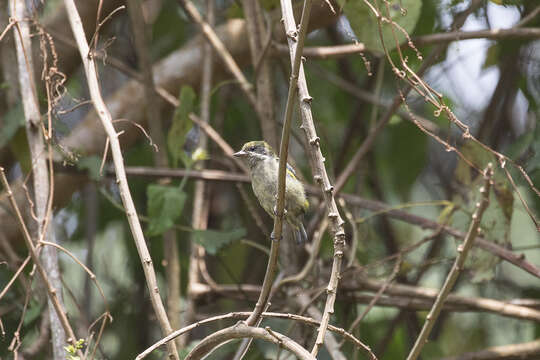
286, 163, 297, 179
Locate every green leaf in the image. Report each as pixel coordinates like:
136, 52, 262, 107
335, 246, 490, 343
375, 120, 427, 197
167, 86, 196, 167
146, 184, 186, 236
77, 155, 102, 181
338, 0, 422, 53
192, 228, 246, 255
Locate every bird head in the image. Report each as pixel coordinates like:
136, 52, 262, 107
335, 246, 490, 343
233, 141, 276, 164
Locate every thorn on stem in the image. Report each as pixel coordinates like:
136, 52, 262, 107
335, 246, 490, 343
309, 136, 320, 145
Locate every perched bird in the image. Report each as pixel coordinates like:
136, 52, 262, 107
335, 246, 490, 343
233, 141, 309, 244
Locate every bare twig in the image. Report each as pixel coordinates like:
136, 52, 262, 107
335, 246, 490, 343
279, 0, 347, 356
185, 0, 215, 343
176, 0, 258, 111
275, 220, 327, 293
274, 42, 366, 59
0, 255, 31, 302
243, 0, 278, 148
0, 1, 340, 248
412, 27, 540, 46
244, 0, 313, 327
12, 2, 66, 357
187, 322, 315, 360
97, 165, 540, 278
136, 311, 373, 360
344, 276, 540, 322
0, 168, 81, 355
126, 0, 183, 349
62, 1, 178, 358
406, 164, 494, 360
441, 339, 540, 360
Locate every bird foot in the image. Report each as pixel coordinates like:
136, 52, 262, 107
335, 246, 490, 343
272, 205, 287, 217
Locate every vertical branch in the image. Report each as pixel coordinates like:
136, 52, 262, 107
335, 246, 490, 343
279, 0, 347, 356
245, 0, 313, 327
126, 0, 183, 350
62, 1, 179, 359
241, 0, 278, 148
11, 2, 66, 358
185, 0, 214, 340
405, 164, 494, 360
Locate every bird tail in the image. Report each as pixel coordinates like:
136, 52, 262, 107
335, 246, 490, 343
293, 222, 308, 245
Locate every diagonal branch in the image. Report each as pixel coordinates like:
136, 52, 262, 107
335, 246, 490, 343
62, 1, 179, 359
176, 0, 258, 111
406, 164, 494, 360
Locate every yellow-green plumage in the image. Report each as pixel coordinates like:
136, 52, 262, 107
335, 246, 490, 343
234, 141, 308, 244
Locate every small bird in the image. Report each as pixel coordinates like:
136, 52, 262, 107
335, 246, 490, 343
233, 141, 309, 244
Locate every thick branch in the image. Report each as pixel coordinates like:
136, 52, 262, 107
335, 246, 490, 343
12, 2, 66, 357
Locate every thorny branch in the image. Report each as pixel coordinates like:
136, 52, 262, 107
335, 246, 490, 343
245, 0, 313, 327
279, 0, 347, 356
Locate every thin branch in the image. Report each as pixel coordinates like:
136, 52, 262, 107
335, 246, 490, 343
126, 0, 183, 349
176, 0, 258, 111
346, 275, 540, 322
93, 165, 540, 279
244, 0, 313, 327
185, 0, 215, 343
243, 0, 278, 148
406, 164, 494, 360
412, 27, 540, 46
274, 42, 366, 59
0, 168, 81, 355
186, 322, 315, 360
62, 1, 178, 358
279, 0, 348, 356
441, 339, 540, 360
38, 241, 109, 312
0, 255, 31, 302
136, 311, 373, 360
0, 1, 341, 249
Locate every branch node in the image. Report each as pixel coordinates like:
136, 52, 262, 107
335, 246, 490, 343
286, 30, 298, 41
302, 95, 313, 104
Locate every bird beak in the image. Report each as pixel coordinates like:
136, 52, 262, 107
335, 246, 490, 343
232, 150, 247, 157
